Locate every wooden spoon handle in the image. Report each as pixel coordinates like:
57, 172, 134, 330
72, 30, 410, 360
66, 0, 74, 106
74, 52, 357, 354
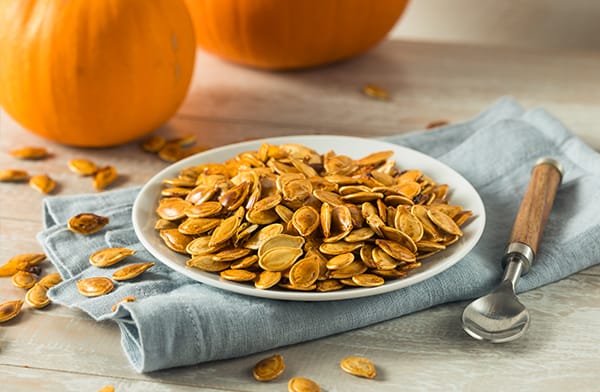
509, 158, 563, 259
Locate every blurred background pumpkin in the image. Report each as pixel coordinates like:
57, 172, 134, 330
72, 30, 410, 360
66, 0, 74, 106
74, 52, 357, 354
184, 0, 409, 70
0, 0, 196, 147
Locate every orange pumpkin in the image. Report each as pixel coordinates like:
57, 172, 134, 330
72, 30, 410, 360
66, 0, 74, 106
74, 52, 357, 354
184, 0, 409, 70
0, 0, 196, 147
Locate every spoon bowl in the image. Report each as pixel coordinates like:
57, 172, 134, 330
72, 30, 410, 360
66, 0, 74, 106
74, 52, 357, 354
462, 280, 530, 343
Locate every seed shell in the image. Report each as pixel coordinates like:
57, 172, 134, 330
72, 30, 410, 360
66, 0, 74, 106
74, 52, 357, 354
93, 166, 118, 190
0, 300, 24, 323
25, 283, 51, 308
11, 270, 37, 289
253, 354, 285, 381
340, 356, 377, 379
68, 213, 109, 235
0, 169, 28, 182
76, 277, 114, 297
38, 273, 63, 289
89, 247, 136, 267
10, 146, 48, 159
29, 174, 55, 194
112, 262, 155, 281
288, 377, 321, 392
68, 159, 98, 176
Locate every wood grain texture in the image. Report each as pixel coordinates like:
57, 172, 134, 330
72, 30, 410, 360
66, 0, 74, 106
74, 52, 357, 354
509, 162, 562, 254
1, 40, 600, 391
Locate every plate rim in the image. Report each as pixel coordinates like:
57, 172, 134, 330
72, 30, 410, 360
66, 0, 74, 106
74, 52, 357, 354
132, 135, 486, 301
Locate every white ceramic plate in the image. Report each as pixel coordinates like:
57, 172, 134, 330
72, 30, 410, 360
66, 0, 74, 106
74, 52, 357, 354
132, 135, 485, 301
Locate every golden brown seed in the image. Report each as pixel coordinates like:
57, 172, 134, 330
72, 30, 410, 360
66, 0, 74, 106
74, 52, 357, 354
375, 239, 416, 263
254, 270, 282, 289
428, 209, 463, 236
112, 262, 155, 281
154, 219, 178, 230
253, 354, 285, 381
352, 273, 385, 287
356, 150, 394, 167
158, 141, 185, 162
0, 253, 45, 277
156, 198, 192, 221
10, 146, 48, 159
97, 385, 115, 392
38, 273, 62, 289
0, 169, 28, 182
11, 270, 37, 289
212, 248, 252, 262
93, 166, 118, 190
111, 296, 137, 312
0, 300, 24, 323
68, 213, 109, 235
259, 247, 303, 272
340, 356, 377, 379
325, 253, 355, 270
291, 206, 320, 237
316, 279, 345, 292
25, 283, 51, 308
160, 229, 193, 253
187, 255, 231, 272
209, 213, 242, 248
319, 241, 363, 256
344, 227, 375, 242
184, 201, 223, 218
29, 174, 55, 194
68, 159, 98, 176
328, 261, 368, 279
371, 247, 398, 270
231, 254, 259, 270
76, 277, 114, 297
289, 256, 320, 288
160, 187, 191, 197
178, 218, 222, 235
89, 247, 136, 267
220, 269, 256, 282
362, 84, 390, 101
253, 193, 283, 212
288, 377, 321, 392
258, 234, 305, 258
141, 135, 167, 152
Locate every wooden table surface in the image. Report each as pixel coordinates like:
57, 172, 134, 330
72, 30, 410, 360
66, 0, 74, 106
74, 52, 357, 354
1, 40, 599, 392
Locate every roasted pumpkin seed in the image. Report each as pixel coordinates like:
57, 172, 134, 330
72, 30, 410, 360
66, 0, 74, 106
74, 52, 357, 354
0, 300, 24, 323
111, 296, 137, 312
25, 283, 51, 308
38, 273, 62, 289
253, 354, 285, 381
93, 166, 118, 190
68, 213, 109, 235
141, 135, 167, 152
11, 270, 37, 289
220, 269, 256, 282
10, 146, 48, 159
0, 169, 28, 182
68, 159, 98, 176
112, 262, 155, 281
29, 174, 55, 194
0, 253, 45, 277
76, 277, 114, 297
340, 356, 377, 379
89, 247, 136, 267
288, 377, 321, 392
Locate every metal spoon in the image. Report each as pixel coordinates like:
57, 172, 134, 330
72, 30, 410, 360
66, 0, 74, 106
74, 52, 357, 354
462, 158, 563, 343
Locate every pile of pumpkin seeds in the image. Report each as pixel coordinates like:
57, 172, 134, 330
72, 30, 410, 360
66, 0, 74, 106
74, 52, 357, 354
154, 143, 473, 292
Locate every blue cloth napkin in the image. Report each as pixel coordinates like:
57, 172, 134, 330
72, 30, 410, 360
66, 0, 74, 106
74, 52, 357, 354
38, 97, 600, 373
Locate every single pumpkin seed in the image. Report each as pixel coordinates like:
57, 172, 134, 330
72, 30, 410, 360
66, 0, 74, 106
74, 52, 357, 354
259, 247, 303, 272
76, 277, 114, 297
428, 209, 463, 236
68, 159, 98, 176
10, 146, 48, 159
289, 255, 320, 288
112, 262, 155, 281
93, 166, 118, 190
220, 269, 256, 282
254, 270, 282, 289
89, 247, 136, 267
0, 169, 28, 182
288, 377, 321, 392
25, 283, 51, 308
68, 213, 109, 235
187, 255, 231, 272
141, 135, 167, 152
351, 274, 385, 288
29, 174, 55, 194
11, 270, 37, 289
38, 273, 62, 289
111, 296, 137, 312
160, 229, 193, 253
316, 279, 345, 292
340, 356, 377, 379
253, 354, 286, 381
0, 300, 24, 323
0, 253, 45, 277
